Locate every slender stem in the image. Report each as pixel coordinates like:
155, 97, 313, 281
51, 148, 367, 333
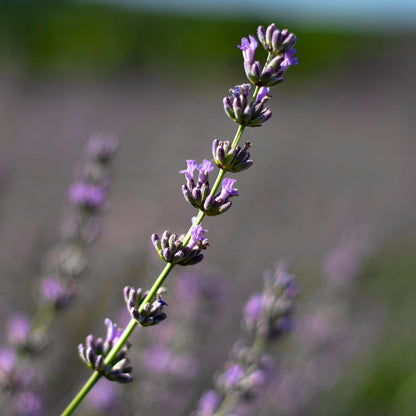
60, 371, 101, 416
60, 117, 248, 416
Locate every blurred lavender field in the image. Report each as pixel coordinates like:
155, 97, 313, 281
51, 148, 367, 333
0, 2, 416, 415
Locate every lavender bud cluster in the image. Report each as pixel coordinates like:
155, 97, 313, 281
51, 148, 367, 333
123, 286, 168, 326
179, 159, 239, 215
223, 84, 272, 127
240, 24, 297, 87
212, 139, 253, 173
151, 224, 209, 265
78, 319, 133, 384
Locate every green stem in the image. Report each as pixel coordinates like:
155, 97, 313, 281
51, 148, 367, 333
60, 371, 101, 416
60, 122, 248, 416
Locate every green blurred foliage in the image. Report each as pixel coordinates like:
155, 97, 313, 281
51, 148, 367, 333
317, 242, 416, 416
0, 0, 393, 79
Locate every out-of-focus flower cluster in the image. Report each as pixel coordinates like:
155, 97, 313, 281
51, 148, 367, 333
195, 262, 298, 416
265, 227, 377, 415
0, 134, 118, 415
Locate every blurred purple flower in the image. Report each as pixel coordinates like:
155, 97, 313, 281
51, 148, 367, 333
13, 391, 43, 416
244, 293, 262, 329
197, 390, 221, 416
0, 347, 16, 386
69, 182, 106, 211
8, 313, 31, 347
40, 276, 74, 308
221, 364, 244, 390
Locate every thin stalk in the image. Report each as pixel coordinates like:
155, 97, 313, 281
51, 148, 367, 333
60, 122, 248, 416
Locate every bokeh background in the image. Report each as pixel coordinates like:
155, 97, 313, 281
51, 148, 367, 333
0, 0, 415, 414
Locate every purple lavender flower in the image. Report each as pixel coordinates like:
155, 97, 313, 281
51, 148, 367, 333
8, 313, 31, 347
180, 159, 214, 212
69, 182, 106, 211
282, 48, 298, 68
197, 159, 214, 182
217, 178, 238, 203
189, 224, 208, 249
238, 35, 258, 63
179, 159, 198, 184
